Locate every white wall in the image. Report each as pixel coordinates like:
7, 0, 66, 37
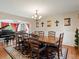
31, 12, 79, 46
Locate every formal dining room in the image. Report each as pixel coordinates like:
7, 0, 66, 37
0, 0, 79, 59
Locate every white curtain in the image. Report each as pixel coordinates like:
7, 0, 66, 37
17, 23, 29, 33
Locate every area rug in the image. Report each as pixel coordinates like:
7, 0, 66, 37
5, 47, 68, 59
5, 47, 30, 59
40, 47, 68, 59
55, 48, 68, 59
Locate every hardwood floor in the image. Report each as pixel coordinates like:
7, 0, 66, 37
0, 42, 79, 59
0, 44, 11, 59
63, 45, 79, 59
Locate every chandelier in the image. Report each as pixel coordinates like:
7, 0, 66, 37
32, 10, 42, 20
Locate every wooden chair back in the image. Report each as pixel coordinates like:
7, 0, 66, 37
34, 31, 39, 35
55, 33, 64, 59
16, 32, 23, 41
48, 31, 56, 40
58, 33, 64, 58
58, 33, 64, 48
29, 39, 41, 59
15, 32, 23, 48
22, 33, 29, 39
29, 39, 41, 50
39, 31, 44, 38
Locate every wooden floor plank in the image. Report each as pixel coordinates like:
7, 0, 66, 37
0, 46, 11, 59
63, 45, 79, 59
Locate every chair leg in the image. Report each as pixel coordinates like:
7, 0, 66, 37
57, 49, 60, 59
61, 49, 63, 56
30, 51, 32, 59
37, 53, 39, 59
10, 39, 11, 45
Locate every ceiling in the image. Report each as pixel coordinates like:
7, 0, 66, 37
0, 0, 79, 18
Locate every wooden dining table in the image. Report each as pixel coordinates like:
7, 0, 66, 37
29, 35, 59, 45
37, 36, 59, 44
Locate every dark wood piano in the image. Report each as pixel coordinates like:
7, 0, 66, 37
0, 25, 15, 37
0, 25, 15, 45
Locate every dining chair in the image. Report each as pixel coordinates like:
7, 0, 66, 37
58, 33, 64, 56
15, 32, 30, 55
15, 32, 23, 50
22, 33, 29, 40
20, 39, 30, 55
34, 31, 39, 35
9, 34, 15, 45
39, 31, 44, 38
29, 39, 47, 59
48, 31, 56, 40
20, 33, 30, 55
47, 33, 64, 59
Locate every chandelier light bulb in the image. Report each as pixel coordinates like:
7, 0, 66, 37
34, 14, 37, 17
32, 10, 42, 20
39, 16, 42, 19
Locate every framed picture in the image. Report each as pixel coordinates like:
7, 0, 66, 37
47, 20, 52, 27
64, 18, 71, 26
36, 20, 39, 28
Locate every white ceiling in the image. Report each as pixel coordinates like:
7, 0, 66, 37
0, 0, 79, 18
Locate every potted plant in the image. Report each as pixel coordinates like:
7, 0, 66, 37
75, 28, 79, 49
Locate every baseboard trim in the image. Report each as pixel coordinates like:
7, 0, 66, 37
63, 45, 75, 48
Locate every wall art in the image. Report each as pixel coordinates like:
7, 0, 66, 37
64, 18, 71, 26
47, 20, 52, 27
